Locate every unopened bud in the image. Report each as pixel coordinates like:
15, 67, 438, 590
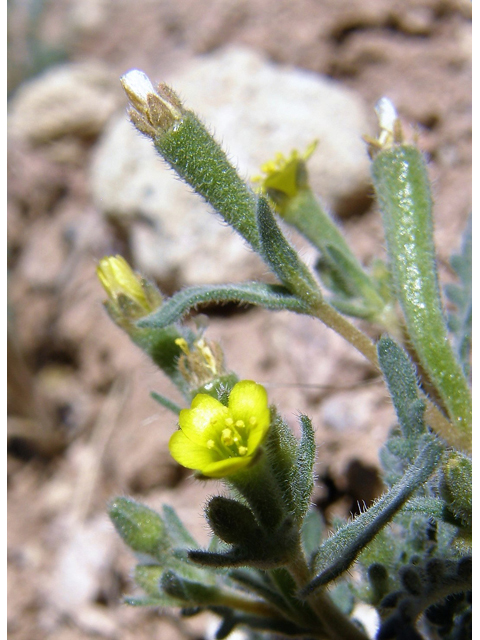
121, 69, 184, 138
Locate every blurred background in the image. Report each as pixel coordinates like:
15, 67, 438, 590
7, 1, 472, 638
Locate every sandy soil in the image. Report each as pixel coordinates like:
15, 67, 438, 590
7, 1, 471, 638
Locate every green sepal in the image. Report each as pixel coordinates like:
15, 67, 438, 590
108, 497, 168, 560
256, 196, 322, 308
303, 438, 443, 596
137, 282, 309, 330
154, 111, 261, 251
371, 144, 471, 438
205, 496, 261, 545
193, 374, 239, 403
262, 412, 316, 524
401, 497, 458, 525
377, 336, 427, 440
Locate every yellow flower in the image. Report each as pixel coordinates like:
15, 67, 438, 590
253, 141, 317, 200
169, 381, 270, 478
96, 255, 162, 321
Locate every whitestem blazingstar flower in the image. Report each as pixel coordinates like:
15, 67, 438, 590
120, 69, 184, 139
365, 97, 404, 157
169, 380, 270, 478
252, 141, 318, 201
97, 255, 162, 322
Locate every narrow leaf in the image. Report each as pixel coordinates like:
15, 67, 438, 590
303, 438, 443, 595
377, 336, 426, 439
150, 391, 182, 415
290, 414, 316, 521
137, 282, 309, 329
256, 197, 322, 307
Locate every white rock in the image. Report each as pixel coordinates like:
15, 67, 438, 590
91, 47, 373, 286
8, 62, 122, 144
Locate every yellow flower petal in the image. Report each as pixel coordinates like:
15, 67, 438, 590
179, 395, 229, 445
169, 380, 271, 479
169, 430, 218, 469
201, 456, 254, 478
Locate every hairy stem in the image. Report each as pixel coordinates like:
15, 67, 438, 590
287, 547, 369, 640
310, 300, 468, 453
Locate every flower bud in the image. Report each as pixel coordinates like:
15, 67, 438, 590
108, 497, 168, 558
97, 255, 162, 325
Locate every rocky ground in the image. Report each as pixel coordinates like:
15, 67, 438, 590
7, 1, 471, 639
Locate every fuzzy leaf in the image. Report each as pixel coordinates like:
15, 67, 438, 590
137, 282, 309, 329
290, 414, 316, 521
303, 437, 443, 595
377, 336, 427, 440
256, 196, 322, 307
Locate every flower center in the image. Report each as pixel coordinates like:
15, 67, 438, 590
206, 415, 251, 458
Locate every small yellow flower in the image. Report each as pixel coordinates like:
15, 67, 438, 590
97, 255, 162, 321
169, 380, 270, 478
253, 141, 317, 200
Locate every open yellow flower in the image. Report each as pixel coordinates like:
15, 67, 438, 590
169, 380, 270, 478
252, 141, 318, 200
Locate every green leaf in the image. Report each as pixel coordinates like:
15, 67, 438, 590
137, 282, 309, 329
205, 496, 261, 545
256, 196, 322, 307
377, 336, 427, 440
150, 391, 182, 415
371, 144, 471, 438
290, 414, 316, 521
303, 437, 443, 595
108, 497, 168, 560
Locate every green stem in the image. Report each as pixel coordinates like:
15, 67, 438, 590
310, 299, 468, 453
287, 547, 369, 640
